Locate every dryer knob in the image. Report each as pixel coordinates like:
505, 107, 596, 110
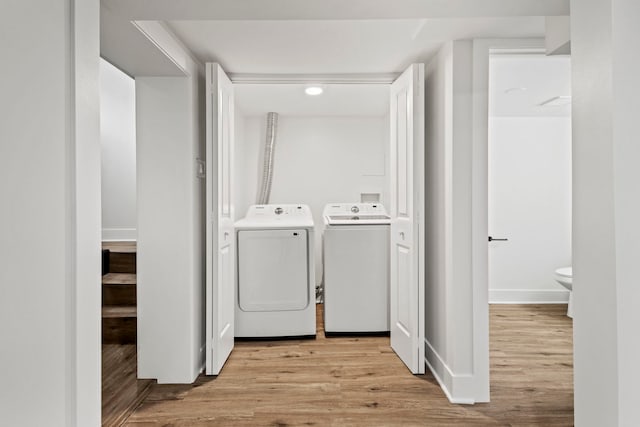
350, 206, 360, 213
274, 207, 284, 215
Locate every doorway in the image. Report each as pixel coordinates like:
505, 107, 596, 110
98, 58, 151, 426
487, 52, 572, 304
485, 50, 574, 420
205, 64, 426, 376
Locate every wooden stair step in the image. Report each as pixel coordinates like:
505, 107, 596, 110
101, 242, 137, 344
102, 241, 137, 253
103, 273, 136, 285
103, 273, 137, 306
108, 252, 136, 274
102, 306, 137, 344
103, 242, 137, 274
102, 319, 136, 344
102, 306, 137, 319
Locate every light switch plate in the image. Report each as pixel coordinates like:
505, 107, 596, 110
196, 158, 205, 178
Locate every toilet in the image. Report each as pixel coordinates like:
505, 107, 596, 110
554, 267, 573, 318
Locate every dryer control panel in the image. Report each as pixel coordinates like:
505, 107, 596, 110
245, 204, 311, 219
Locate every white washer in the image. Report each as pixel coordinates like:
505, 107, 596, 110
323, 203, 390, 333
235, 204, 316, 338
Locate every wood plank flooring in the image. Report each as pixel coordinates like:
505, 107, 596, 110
102, 345, 153, 427
105, 304, 573, 426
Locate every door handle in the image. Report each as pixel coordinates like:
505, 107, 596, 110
399, 232, 405, 240
488, 236, 508, 242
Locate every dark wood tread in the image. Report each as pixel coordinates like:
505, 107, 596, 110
102, 272, 136, 286
102, 241, 136, 253
102, 306, 137, 319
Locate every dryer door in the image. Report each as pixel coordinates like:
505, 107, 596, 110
238, 229, 309, 312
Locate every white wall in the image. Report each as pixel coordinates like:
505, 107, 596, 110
234, 109, 249, 217
424, 40, 488, 403
235, 114, 389, 284
488, 116, 572, 303
0, 1, 101, 426
100, 59, 137, 241
571, 0, 640, 425
136, 72, 205, 383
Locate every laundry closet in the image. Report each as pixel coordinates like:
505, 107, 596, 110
205, 64, 425, 376
234, 83, 391, 284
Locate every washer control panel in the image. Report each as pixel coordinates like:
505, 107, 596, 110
323, 203, 390, 225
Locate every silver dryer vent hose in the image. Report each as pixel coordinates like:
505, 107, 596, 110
257, 112, 278, 205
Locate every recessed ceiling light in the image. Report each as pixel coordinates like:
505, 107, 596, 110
539, 95, 572, 107
305, 86, 323, 96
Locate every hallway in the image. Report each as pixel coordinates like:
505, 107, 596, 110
104, 304, 573, 426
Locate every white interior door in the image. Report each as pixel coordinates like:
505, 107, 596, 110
205, 63, 235, 375
389, 63, 425, 374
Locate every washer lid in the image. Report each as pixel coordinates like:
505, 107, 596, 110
323, 203, 390, 225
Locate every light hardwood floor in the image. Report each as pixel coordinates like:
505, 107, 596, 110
105, 304, 573, 426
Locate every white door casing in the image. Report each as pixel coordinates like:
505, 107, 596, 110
389, 63, 425, 374
205, 63, 235, 375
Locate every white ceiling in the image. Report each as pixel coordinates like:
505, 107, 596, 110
101, 0, 569, 77
236, 53, 573, 118
235, 84, 389, 117
167, 18, 545, 74
103, 0, 569, 21
101, 3, 185, 77
490, 54, 571, 117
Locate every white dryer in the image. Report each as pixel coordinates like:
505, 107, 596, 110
235, 204, 316, 338
323, 203, 390, 333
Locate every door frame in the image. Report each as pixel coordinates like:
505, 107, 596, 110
470, 38, 547, 402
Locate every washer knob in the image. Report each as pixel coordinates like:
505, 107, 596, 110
350, 205, 360, 213
274, 207, 284, 215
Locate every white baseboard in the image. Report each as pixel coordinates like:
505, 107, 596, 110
489, 289, 569, 304
102, 227, 137, 242
424, 339, 476, 405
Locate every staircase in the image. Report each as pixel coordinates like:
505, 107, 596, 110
102, 242, 137, 344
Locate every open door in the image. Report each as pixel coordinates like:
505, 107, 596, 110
205, 63, 235, 375
389, 63, 425, 374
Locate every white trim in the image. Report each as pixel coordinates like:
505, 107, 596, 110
471, 37, 546, 404
131, 21, 202, 76
65, 7, 78, 418
488, 47, 546, 56
70, 0, 102, 425
424, 339, 476, 405
102, 227, 137, 241
489, 289, 570, 304
132, 21, 188, 75
228, 73, 399, 85
106, 1, 569, 21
